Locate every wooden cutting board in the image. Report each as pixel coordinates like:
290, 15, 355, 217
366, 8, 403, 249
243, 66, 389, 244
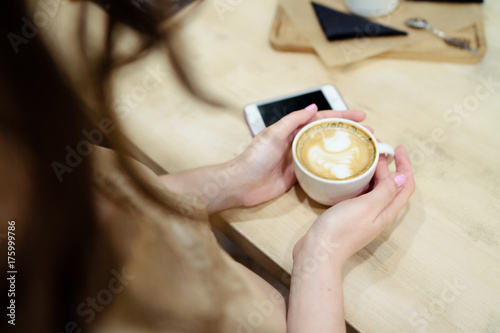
270, 5, 486, 63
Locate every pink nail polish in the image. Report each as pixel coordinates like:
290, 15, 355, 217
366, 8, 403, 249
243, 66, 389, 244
393, 174, 407, 188
305, 103, 317, 111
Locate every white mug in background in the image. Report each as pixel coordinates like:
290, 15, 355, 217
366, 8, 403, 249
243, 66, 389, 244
345, 0, 400, 17
292, 118, 394, 206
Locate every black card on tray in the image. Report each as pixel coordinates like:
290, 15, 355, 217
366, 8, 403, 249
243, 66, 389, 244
311, 2, 407, 41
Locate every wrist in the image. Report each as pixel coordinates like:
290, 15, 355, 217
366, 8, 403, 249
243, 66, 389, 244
293, 231, 347, 271
205, 158, 247, 212
226, 154, 255, 207
289, 233, 346, 333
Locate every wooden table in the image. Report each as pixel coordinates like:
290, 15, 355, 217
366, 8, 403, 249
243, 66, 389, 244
110, 0, 500, 331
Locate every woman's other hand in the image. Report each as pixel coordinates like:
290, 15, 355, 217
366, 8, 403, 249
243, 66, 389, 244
294, 145, 415, 265
287, 145, 414, 333
236, 104, 366, 207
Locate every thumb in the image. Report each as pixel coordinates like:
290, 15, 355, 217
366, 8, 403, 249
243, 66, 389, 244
271, 104, 318, 140
360, 173, 407, 221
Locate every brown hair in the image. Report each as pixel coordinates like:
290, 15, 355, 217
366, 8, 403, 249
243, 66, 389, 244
1, 0, 236, 332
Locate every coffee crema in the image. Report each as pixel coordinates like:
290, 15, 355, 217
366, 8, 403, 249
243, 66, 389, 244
296, 122, 376, 180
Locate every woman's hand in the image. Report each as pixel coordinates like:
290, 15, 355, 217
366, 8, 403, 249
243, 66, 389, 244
236, 104, 366, 207
160, 104, 366, 214
294, 145, 415, 265
287, 146, 415, 333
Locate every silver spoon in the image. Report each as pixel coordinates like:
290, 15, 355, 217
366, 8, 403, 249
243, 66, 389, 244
405, 18, 478, 55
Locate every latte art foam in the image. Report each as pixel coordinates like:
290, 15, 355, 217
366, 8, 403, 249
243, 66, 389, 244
297, 122, 376, 180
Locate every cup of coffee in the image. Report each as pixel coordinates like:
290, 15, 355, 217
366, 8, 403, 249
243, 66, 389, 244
292, 118, 394, 206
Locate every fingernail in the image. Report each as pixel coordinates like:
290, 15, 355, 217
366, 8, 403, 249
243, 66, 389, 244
393, 174, 407, 188
305, 103, 317, 111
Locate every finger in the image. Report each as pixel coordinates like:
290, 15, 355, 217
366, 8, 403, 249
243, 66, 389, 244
312, 109, 366, 123
269, 104, 318, 141
388, 146, 415, 207
354, 172, 405, 226
372, 136, 391, 185
394, 145, 414, 183
364, 125, 374, 134
373, 146, 415, 227
375, 146, 413, 203
373, 153, 390, 186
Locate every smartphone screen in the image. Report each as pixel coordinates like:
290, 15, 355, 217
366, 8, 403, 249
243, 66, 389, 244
257, 90, 332, 127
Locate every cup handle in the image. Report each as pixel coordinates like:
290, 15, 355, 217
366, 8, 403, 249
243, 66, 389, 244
377, 143, 395, 165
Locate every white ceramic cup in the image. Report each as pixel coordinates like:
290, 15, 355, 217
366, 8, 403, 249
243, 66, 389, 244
292, 118, 394, 206
345, 0, 400, 17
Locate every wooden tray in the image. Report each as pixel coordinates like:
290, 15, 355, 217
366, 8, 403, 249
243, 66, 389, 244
270, 5, 486, 63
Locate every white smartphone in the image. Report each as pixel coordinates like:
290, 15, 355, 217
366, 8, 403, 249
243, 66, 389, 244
243, 84, 348, 136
